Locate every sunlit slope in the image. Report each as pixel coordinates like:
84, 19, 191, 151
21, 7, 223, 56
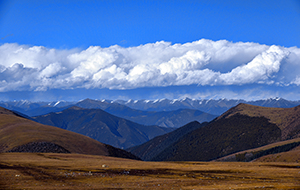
0, 107, 139, 159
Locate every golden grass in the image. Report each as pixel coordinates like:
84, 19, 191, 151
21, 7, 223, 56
219, 104, 290, 128
1, 153, 299, 189
0, 114, 109, 155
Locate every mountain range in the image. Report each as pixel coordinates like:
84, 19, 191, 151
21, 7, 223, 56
2, 97, 300, 162
33, 106, 173, 149
0, 106, 139, 160
2, 97, 300, 116
114, 97, 300, 115
128, 103, 300, 162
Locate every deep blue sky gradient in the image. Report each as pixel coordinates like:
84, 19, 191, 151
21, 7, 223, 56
0, 0, 300, 101
1, 0, 300, 48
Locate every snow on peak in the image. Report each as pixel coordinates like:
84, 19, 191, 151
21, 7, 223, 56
54, 101, 60, 107
126, 99, 133, 104
159, 98, 166, 102
171, 99, 179, 104
153, 99, 159, 103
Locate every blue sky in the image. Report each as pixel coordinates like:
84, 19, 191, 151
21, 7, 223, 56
0, 0, 300, 101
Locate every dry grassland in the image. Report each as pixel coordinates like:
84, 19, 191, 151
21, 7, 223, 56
0, 153, 299, 189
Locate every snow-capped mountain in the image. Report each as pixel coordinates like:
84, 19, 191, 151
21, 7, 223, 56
115, 97, 300, 115
1, 97, 299, 116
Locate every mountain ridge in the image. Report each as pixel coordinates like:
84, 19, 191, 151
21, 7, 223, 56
34, 106, 173, 149
128, 103, 300, 161
0, 106, 140, 160
2, 97, 299, 117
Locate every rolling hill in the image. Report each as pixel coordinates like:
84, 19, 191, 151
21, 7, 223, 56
33, 106, 173, 149
0, 107, 139, 160
129, 103, 300, 161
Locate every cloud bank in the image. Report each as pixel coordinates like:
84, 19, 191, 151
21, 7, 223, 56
0, 39, 299, 92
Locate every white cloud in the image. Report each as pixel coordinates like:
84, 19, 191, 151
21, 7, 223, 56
218, 45, 290, 85
0, 39, 299, 92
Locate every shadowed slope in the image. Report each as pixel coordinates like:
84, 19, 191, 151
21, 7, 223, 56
149, 103, 300, 161
127, 121, 208, 160
217, 103, 300, 140
34, 106, 173, 149
152, 114, 281, 161
0, 107, 140, 160
215, 138, 300, 162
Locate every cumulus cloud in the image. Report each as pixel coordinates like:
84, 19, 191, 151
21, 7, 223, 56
0, 39, 299, 92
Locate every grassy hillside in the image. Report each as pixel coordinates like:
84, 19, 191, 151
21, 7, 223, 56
152, 114, 281, 161
0, 107, 139, 160
215, 138, 300, 162
255, 145, 300, 162
217, 103, 300, 140
125, 103, 300, 162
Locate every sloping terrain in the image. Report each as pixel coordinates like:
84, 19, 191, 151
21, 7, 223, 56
147, 103, 300, 161
254, 144, 300, 162
215, 137, 300, 162
0, 107, 139, 160
34, 106, 173, 149
217, 103, 300, 140
152, 113, 281, 161
127, 121, 208, 160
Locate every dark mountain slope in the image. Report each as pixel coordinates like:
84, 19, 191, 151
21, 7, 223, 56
152, 114, 281, 161
127, 121, 208, 160
149, 103, 300, 161
34, 106, 173, 149
217, 103, 300, 140
0, 107, 139, 160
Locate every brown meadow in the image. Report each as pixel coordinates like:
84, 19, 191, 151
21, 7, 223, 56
1, 153, 299, 189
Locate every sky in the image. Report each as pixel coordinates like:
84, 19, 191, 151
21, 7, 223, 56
0, 0, 300, 101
